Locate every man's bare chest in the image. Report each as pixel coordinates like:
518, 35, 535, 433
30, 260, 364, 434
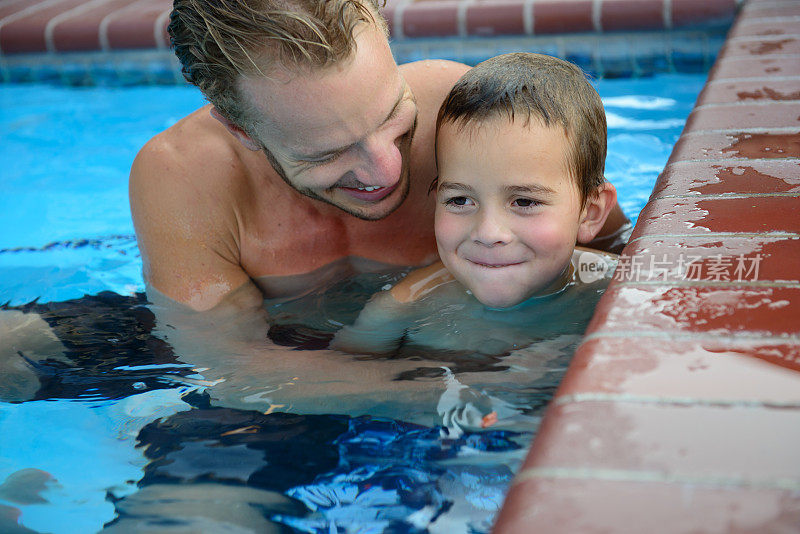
238, 198, 438, 279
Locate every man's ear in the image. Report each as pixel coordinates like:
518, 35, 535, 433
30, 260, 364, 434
210, 107, 261, 152
577, 182, 618, 244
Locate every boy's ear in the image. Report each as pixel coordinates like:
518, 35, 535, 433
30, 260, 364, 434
210, 107, 261, 152
577, 182, 618, 244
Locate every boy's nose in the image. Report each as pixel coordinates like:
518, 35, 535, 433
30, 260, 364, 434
471, 209, 513, 247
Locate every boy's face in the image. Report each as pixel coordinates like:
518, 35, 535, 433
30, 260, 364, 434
434, 117, 587, 308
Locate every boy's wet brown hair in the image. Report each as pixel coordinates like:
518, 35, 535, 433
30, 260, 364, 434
435, 53, 607, 205
169, 0, 386, 134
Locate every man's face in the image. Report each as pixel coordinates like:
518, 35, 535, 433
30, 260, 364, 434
237, 24, 418, 220
434, 117, 587, 308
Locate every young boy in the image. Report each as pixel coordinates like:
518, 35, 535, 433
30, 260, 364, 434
333, 53, 618, 358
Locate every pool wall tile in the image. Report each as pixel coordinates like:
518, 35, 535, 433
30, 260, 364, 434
520, 402, 800, 480
105, 0, 170, 50
0, 0, 87, 54
494, 478, 800, 534
601, 0, 664, 32
711, 55, 800, 78
697, 79, 800, 104
629, 196, 800, 238
728, 17, 798, 38
742, 2, 800, 17
495, 0, 800, 530
668, 130, 800, 161
465, 1, 527, 37
532, 0, 596, 34
401, 0, 461, 38
0, 0, 37, 21
559, 337, 800, 401
590, 285, 800, 338
721, 35, 800, 57
50, 0, 134, 52
0, 0, 741, 56
619, 236, 800, 283
671, 0, 741, 29
652, 160, 800, 197
685, 102, 800, 130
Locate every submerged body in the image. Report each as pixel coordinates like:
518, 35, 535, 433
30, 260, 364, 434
335, 53, 620, 356
333, 248, 616, 355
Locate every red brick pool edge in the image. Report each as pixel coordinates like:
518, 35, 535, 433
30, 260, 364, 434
493, 1, 800, 531
0, 0, 737, 53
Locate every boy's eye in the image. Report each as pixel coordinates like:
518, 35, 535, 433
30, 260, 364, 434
513, 198, 540, 208
444, 196, 473, 208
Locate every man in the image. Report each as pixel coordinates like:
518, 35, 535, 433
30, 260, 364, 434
129, 0, 629, 312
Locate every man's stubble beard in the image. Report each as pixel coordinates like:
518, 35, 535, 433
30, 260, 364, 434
260, 117, 417, 222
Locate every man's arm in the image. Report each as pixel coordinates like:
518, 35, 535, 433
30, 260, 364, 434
129, 119, 256, 312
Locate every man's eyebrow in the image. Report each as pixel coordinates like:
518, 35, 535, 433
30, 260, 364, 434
295, 143, 350, 162
293, 86, 407, 162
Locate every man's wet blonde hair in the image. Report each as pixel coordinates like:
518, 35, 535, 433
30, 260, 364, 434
436, 53, 607, 206
169, 0, 387, 132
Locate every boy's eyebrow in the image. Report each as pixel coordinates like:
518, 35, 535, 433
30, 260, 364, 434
437, 181, 473, 192
505, 184, 557, 195
437, 182, 557, 195
293, 86, 407, 162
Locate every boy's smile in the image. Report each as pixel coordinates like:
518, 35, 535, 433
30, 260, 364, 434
434, 116, 589, 308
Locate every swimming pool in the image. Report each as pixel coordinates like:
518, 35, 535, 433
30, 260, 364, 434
0, 72, 707, 533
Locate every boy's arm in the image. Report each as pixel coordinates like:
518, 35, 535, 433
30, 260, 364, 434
329, 290, 412, 354
389, 261, 454, 303
331, 261, 455, 354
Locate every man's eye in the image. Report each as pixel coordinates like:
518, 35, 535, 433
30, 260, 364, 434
304, 151, 343, 167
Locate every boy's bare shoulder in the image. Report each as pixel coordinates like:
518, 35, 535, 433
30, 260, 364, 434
390, 261, 455, 304
574, 246, 619, 261
572, 246, 619, 285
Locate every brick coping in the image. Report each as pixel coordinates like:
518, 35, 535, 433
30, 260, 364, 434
493, 0, 800, 531
0, 0, 739, 55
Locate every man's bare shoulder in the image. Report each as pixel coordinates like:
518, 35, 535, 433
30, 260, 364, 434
400, 60, 470, 97
129, 105, 257, 309
132, 105, 250, 195
400, 60, 470, 186
129, 105, 249, 251
390, 260, 455, 304
400, 60, 470, 116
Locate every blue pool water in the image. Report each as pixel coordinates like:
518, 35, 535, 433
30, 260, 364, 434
0, 75, 704, 306
0, 72, 707, 533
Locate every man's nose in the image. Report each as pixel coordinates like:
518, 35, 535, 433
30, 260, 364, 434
360, 131, 403, 187
471, 208, 513, 247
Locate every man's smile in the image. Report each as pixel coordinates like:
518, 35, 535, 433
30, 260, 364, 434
339, 181, 399, 202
